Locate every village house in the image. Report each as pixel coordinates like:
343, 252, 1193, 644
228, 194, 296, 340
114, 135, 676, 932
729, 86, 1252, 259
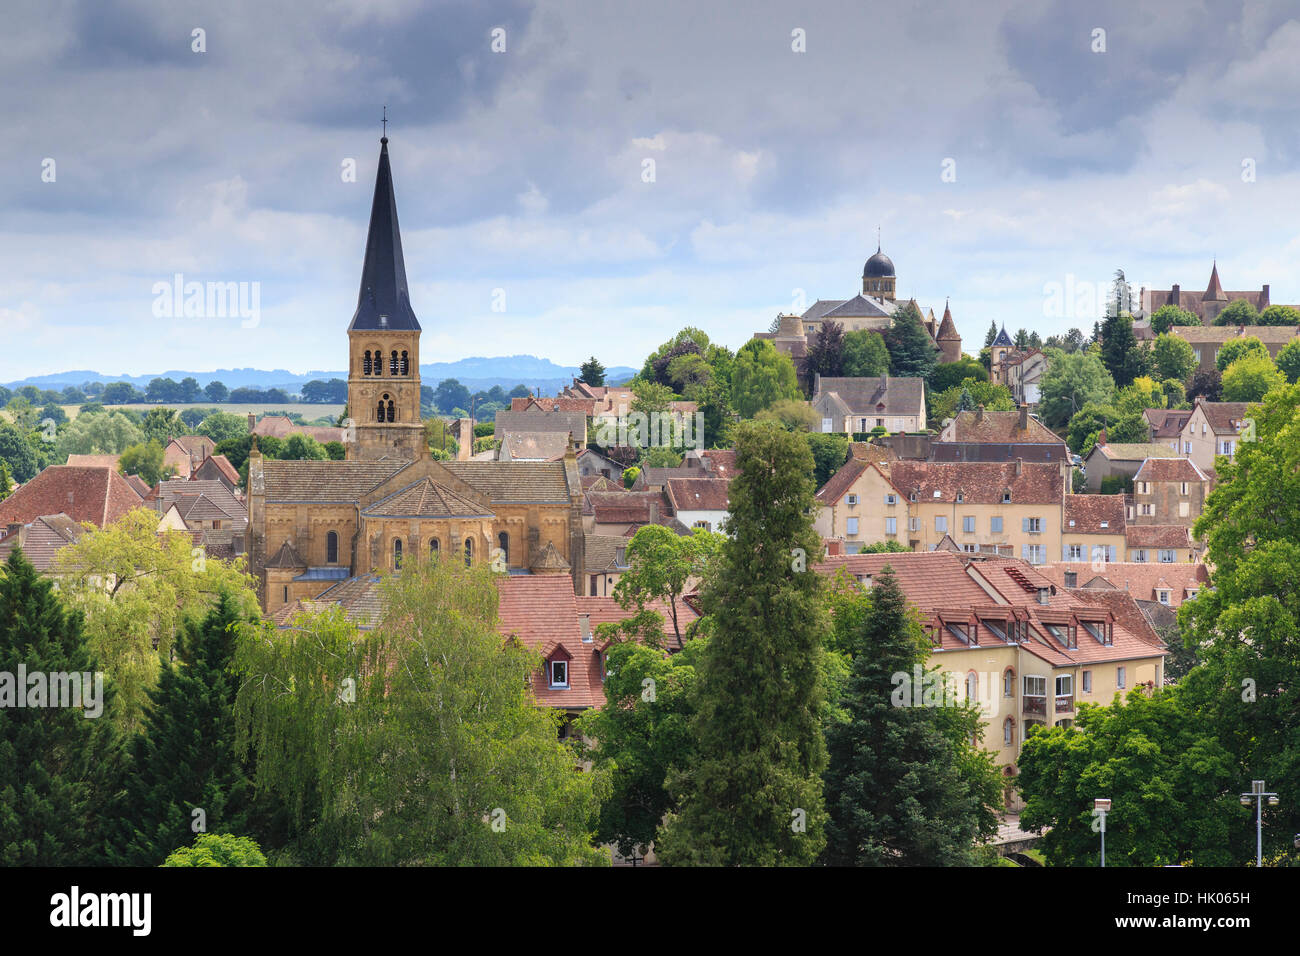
811, 374, 927, 435
1041, 561, 1209, 610
1139, 262, 1296, 324
1125, 525, 1196, 564
1178, 400, 1252, 476
1170, 324, 1300, 375
1143, 408, 1194, 453
814, 458, 1068, 562
1082, 434, 1181, 491
1060, 494, 1126, 564
932, 405, 1069, 463
813, 551, 1165, 797
1130, 457, 1211, 526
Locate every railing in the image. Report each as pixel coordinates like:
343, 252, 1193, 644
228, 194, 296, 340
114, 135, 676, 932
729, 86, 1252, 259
1055, 695, 1074, 714
1023, 696, 1046, 716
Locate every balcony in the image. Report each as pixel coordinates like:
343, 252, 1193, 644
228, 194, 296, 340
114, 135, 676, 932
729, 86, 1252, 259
1023, 695, 1046, 716
1055, 695, 1074, 714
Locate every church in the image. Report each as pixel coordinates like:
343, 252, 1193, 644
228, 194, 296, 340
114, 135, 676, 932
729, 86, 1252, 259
248, 135, 585, 614
756, 241, 962, 365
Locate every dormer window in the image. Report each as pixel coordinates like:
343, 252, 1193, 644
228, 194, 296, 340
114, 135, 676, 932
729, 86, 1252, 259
956, 492, 964, 503
1099, 520, 1108, 529
549, 659, 569, 688
1081, 620, 1111, 645
1002, 491, 1012, 503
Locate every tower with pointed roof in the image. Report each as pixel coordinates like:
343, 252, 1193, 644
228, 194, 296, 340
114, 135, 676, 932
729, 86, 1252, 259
936, 299, 962, 363
346, 134, 426, 461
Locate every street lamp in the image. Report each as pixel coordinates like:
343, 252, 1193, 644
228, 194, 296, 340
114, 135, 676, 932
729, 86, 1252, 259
1094, 798, 1111, 868
1240, 780, 1279, 868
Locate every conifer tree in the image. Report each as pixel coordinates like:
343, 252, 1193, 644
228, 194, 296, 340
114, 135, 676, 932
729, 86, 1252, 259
0, 548, 124, 865
656, 422, 828, 865
112, 590, 254, 865
884, 302, 939, 381
822, 566, 1001, 866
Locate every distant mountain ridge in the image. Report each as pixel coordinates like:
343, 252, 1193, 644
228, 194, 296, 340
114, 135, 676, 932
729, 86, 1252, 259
5, 355, 638, 394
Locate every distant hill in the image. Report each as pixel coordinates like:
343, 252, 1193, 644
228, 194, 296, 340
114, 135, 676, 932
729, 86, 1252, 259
5, 356, 638, 395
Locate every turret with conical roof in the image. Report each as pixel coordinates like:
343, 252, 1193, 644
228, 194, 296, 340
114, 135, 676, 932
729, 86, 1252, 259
936, 298, 962, 363
1202, 260, 1227, 303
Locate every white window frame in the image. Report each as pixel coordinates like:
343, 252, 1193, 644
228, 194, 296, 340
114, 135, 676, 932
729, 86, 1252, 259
846, 517, 859, 536
885, 516, 897, 535
1082, 670, 1092, 693
1117, 666, 1126, 689
549, 660, 569, 688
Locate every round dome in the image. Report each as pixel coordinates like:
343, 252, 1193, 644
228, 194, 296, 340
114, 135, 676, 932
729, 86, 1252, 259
863, 249, 895, 279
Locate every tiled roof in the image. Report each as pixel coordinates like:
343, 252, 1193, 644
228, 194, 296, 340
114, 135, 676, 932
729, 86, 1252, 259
1172, 325, 1300, 345
442, 461, 574, 503
510, 396, 599, 415
1094, 442, 1183, 462
801, 299, 847, 321
502, 431, 570, 460
273, 574, 385, 628
264, 540, 307, 569
1195, 402, 1254, 435
814, 551, 992, 608
1134, 457, 1209, 483
494, 409, 587, 438
1040, 561, 1209, 607
939, 410, 1064, 445
495, 575, 604, 709
123, 474, 153, 497
0, 466, 142, 529
530, 540, 571, 572
175, 435, 217, 459
153, 479, 247, 531
822, 295, 894, 319
583, 534, 630, 572
812, 376, 925, 417
588, 490, 669, 525
700, 449, 738, 478
252, 415, 345, 443
849, 441, 897, 463
815, 457, 870, 504
1143, 408, 1193, 439
1063, 494, 1125, 533
0, 513, 86, 570
885, 460, 1064, 504
65, 454, 121, 469
361, 477, 493, 519
1125, 525, 1193, 549
194, 454, 240, 486
665, 477, 729, 512
260, 459, 406, 501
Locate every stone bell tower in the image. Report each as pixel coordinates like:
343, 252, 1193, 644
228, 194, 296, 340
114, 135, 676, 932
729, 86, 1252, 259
346, 134, 426, 461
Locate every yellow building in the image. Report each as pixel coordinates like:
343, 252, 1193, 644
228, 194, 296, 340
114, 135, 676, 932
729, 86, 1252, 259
815, 551, 1167, 803
814, 459, 1068, 563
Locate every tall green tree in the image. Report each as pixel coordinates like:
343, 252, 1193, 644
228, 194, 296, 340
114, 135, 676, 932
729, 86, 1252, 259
1211, 299, 1259, 326
1150, 332, 1197, 383
731, 339, 801, 418
1098, 312, 1143, 388
822, 567, 1001, 866
0, 549, 124, 865
841, 329, 891, 378
579, 356, 607, 387
1148, 305, 1201, 335
1180, 382, 1300, 865
140, 407, 183, 445
237, 562, 610, 865
1038, 350, 1115, 430
577, 639, 705, 859
1258, 304, 1300, 326
884, 302, 938, 381
1276, 339, 1300, 384
1216, 336, 1270, 373
656, 422, 828, 865
802, 320, 846, 386
1221, 355, 1283, 403
112, 591, 256, 865
613, 525, 723, 648
1018, 687, 1238, 866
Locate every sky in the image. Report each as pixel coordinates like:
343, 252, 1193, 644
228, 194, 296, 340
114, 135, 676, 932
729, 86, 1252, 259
4, 0, 1300, 381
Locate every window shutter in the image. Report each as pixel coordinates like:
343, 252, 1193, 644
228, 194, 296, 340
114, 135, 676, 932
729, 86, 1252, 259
1062, 544, 1070, 561
1021, 544, 1029, 560
1108, 546, 1117, 562
1022, 517, 1029, 532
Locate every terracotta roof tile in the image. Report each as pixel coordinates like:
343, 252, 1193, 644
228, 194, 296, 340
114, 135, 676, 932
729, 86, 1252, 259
885, 460, 1064, 504
1063, 495, 1125, 534
1125, 525, 1193, 549
1134, 457, 1209, 483
665, 477, 729, 512
0, 466, 142, 529
1040, 562, 1209, 607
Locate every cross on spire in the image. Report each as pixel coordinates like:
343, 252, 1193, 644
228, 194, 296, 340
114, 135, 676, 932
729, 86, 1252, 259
381, 105, 388, 140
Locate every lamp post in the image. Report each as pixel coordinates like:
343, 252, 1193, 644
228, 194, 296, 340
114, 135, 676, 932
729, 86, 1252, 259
1094, 798, 1110, 868
1240, 780, 1279, 868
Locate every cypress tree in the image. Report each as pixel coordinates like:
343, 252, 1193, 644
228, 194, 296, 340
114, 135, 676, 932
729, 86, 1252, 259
657, 422, 828, 865
822, 566, 1000, 866
0, 548, 124, 865
885, 302, 939, 381
112, 589, 254, 865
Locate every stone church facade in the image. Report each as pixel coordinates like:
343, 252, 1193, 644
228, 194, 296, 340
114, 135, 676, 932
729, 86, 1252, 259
248, 135, 584, 615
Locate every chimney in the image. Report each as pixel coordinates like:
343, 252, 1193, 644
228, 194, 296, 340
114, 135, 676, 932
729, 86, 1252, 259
825, 538, 844, 556
1019, 404, 1028, 431
579, 614, 592, 643
814, 372, 821, 395
456, 418, 473, 461
1170, 283, 1180, 305
247, 412, 256, 433
975, 404, 984, 422
648, 499, 659, 525
1037, 586, 1051, 605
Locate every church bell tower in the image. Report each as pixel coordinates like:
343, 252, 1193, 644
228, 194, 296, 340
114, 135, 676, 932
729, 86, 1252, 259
346, 132, 426, 461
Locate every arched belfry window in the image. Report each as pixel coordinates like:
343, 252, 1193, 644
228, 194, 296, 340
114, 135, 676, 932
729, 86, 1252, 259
390, 350, 399, 375
326, 530, 338, 564
400, 350, 409, 375
387, 400, 396, 422
498, 531, 509, 565
363, 350, 372, 375
377, 398, 386, 422
464, 537, 473, 567
393, 538, 402, 569
429, 538, 440, 559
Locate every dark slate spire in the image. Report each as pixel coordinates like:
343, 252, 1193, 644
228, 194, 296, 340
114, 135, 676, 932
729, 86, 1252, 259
349, 136, 421, 332
992, 323, 1013, 347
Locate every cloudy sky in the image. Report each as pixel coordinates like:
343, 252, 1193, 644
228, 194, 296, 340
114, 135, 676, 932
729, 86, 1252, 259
3, 0, 1300, 382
